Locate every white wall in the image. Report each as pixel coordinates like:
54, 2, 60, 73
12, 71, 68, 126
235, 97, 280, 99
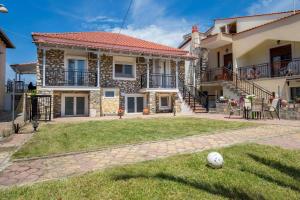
0, 40, 6, 110
211, 12, 293, 35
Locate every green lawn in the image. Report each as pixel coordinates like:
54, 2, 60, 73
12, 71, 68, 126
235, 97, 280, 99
2, 144, 300, 200
13, 117, 252, 159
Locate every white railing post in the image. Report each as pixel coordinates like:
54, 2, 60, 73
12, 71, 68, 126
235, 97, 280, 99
97, 52, 100, 87
42, 49, 46, 87
176, 59, 179, 89
147, 58, 150, 89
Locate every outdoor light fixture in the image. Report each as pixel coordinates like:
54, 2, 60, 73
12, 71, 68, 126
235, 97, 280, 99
0, 4, 8, 13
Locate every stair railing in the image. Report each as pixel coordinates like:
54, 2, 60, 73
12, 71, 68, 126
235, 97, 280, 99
223, 67, 273, 100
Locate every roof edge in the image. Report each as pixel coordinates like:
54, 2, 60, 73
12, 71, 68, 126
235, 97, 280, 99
0, 29, 15, 48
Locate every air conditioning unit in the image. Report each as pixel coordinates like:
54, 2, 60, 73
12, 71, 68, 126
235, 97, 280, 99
88, 52, 98, 60
136, 57, 146, 64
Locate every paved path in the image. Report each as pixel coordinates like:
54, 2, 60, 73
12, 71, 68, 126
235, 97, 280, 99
0, 124, 299, 187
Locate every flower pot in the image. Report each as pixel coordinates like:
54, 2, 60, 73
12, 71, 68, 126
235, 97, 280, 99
143, 107, 150, 115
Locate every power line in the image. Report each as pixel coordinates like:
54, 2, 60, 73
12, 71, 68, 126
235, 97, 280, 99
1, 27, 32, 41
111, 0, 134, 50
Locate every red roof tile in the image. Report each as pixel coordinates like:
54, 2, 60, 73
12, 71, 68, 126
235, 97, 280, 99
32, 32, 190, 58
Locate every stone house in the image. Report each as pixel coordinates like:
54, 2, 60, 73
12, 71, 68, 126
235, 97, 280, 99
32, 32, 196, 118
180, 10, 300, 105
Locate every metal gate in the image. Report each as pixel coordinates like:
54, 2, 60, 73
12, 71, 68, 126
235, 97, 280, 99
26, 95, 52, 121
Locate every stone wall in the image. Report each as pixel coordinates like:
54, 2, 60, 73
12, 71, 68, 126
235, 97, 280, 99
101, 88, 120, 115
89, 90, 101, 117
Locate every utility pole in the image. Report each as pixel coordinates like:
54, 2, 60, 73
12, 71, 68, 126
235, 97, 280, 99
294, 0, 296, 14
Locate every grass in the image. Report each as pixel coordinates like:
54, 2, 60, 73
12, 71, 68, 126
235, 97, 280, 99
2, 144, 300, 200
13, 117, 252, 159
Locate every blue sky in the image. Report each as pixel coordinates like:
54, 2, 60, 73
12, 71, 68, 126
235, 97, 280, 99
2, 0, 300, 81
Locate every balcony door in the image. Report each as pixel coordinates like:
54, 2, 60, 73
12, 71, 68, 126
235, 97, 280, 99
67, 59, 86, 86
270, 45, 292, 77
153, 59, 171, 88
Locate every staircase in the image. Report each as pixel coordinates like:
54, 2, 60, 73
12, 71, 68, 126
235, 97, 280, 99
180, 84, 208, 114
222, 67, 273, 100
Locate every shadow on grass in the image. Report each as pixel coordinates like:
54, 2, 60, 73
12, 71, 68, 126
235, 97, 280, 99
241, 167, 300, 193
113, 173, 264, 200
247, 153, 300, 180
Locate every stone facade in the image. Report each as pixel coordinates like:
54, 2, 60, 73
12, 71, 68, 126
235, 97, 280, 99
89, 90, 101, 117
36, 46, 186, 118
101, 88, 120, 116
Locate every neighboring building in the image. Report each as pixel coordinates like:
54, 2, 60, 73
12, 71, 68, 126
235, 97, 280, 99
32, 32, 201, 118
180, 10, 300, 104
0, 29, 14, 111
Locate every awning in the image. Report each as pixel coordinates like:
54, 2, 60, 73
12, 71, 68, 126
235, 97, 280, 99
10, 62, 37, 74
201, 33, 232, 49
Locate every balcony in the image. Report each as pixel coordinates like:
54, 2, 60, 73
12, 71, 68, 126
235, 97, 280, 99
46, 70, 98, 87
6, 80, 26, 93
238, 58, 300, 80
141, 73, 176, 89
201, 67, 233, 83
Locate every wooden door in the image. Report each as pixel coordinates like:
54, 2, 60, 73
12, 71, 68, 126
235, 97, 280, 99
270, 45, 292, 77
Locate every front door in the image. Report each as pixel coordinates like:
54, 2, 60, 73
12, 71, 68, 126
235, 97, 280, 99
223, 53, 233, 70
270, 45, 292, 77
126, 95, 144, 113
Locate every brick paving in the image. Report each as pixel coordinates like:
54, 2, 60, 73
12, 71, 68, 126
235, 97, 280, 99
0, 124, 299, 187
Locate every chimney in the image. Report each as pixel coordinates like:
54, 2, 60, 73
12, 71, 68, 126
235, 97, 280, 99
191, 25, 200, 49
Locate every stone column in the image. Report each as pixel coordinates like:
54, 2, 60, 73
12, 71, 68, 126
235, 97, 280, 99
89, 90, 101, 117
149, 92, 156, 114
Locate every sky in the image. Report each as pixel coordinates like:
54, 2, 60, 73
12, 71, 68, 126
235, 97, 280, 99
2, 0, 300, 82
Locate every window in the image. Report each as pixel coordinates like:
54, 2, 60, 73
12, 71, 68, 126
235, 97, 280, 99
159, 95, 171, 109
291, 87, 300, 101
114, 64, 135, 79
104, 91, 115, 98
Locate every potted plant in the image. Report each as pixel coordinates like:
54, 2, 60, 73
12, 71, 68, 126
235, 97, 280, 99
117, 108, 124, 119
143, 107, 150, 115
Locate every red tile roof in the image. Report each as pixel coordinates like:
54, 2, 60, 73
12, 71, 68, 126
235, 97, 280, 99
32, 32, 190, 58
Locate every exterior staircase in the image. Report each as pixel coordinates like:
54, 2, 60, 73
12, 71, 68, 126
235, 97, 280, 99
179, 84, 208, 114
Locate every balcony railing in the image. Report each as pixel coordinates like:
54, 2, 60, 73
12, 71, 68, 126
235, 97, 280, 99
6, 80, 26, 93
201, 67, 233, 82
46, 70, 97, 87
141, 73, 176, 89
238, 58, 300, 80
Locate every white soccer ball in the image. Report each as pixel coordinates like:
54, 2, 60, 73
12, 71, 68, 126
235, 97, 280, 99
207, 152, 224, 168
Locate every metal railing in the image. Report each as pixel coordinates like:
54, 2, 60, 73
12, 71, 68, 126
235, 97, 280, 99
6, 80, 26, 93
47, 70, 97, 87
202, 67, 233, 82
141, 73, 176, 88
229, 67, 273, 100
238, 58, 300, 79
180, 82, 209, 112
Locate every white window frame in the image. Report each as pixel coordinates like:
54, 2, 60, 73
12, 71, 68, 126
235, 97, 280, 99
64, 56, 88, 85
125, 94, 146, 114
113, 56, 136, 81
159, 94, 171, 110
61, 93, 89, 116
103, 88, 117, 99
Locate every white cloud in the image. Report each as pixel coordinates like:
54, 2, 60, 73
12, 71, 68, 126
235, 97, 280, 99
247, 0, 300, 15
109, 25, 188, 47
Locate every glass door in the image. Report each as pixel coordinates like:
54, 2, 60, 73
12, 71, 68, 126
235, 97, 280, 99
63, 96, 87, 116
67, 59, 86, 86
127, 97, 135, 113
126, 96, 144, 113
65, 97, 74, 116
